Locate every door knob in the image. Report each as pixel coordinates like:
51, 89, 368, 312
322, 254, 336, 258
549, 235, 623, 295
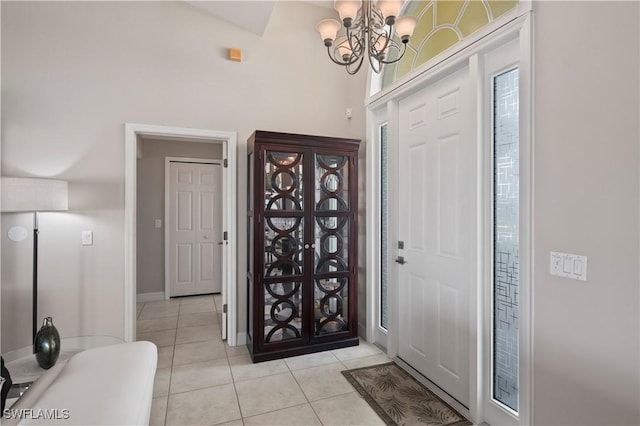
395, 256, 407, 265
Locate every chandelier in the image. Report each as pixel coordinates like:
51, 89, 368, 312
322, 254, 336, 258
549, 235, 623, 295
316, 0, 417, 75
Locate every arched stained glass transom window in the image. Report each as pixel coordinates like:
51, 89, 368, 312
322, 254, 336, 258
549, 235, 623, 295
381, 0, 518, 88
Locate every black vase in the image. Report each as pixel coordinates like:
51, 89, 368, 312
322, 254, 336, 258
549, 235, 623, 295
34, 317, 60, 369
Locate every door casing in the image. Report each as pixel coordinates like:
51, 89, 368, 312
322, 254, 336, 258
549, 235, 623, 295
124, 123, 238, 346
365, 11, 533, 426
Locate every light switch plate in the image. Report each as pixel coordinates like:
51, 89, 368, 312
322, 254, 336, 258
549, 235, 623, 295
82, 230, 93, 246
550, 251, 587, 281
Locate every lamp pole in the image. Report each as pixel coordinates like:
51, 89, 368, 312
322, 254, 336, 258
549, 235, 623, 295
33, 211, 39, 352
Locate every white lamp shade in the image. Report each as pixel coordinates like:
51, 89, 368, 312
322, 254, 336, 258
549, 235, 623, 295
2, 177, 69, 212
377, 0, 402, 20
334, 0, 361, 22
395, 15, 417, 38
316, 19, 342, 42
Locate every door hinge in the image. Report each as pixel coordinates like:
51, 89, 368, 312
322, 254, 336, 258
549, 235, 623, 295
223, 304, 227, 314
223, 158, 228, 168
223, 231, 228, 241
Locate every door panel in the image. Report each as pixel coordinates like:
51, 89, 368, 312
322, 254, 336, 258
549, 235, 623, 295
177, 192, 193, 230
200, 242, 214, 281
398, 66, 475, 407
409, 273, 427, 355
177, 244, 193, 283
439, 282, 460, 377
170, 162, 222, 297
200, 192, 215, 230
438, 135, 459, 256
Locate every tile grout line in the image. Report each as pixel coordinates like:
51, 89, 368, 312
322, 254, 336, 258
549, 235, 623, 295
230, 370, 245, 423
166, 310, 180, 422
163, 303, 178, 426
289, 370, 325, 425
224, 315, 244, 425
285, 354, 342, 426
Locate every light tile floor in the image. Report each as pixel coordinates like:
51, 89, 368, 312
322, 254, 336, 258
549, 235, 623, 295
137, 295, 391, 426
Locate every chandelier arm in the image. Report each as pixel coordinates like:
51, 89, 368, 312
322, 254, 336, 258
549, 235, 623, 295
345, 23, 366, 61
326, 45, 364, 67
350, 32, 366, 59
346, 55, 366, 75
378, 40, 409, 65
367, 48, 383, 73
326, 45, 348, 66
370, 27, 392, 58
345, 25, 356, 55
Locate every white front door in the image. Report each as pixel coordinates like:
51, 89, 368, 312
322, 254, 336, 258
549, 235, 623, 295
169, 161, 222, 297
397, 66, 476, 407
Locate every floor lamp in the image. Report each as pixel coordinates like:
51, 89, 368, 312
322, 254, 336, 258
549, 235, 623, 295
1, 177, 69, 351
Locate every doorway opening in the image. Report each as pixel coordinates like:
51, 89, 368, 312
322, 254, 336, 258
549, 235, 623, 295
125, 124, 238, 346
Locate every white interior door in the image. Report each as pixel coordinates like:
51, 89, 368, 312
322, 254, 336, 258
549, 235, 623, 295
397, 66, 476, 407
169, 161, 222, 297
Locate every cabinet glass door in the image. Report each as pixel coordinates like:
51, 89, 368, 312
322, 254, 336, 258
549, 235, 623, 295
313, 154, 350, 336
263, 151, 305, 343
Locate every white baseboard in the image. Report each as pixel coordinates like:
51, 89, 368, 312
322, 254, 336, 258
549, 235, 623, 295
137, 292, 165, 303
234, 331, 247, 346
358, 323, 367, 341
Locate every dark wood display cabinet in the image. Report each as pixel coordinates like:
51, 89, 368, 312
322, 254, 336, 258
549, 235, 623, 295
247, 130, 360, 362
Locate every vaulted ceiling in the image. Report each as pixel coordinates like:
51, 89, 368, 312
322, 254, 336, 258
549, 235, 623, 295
184, 1, 333, 36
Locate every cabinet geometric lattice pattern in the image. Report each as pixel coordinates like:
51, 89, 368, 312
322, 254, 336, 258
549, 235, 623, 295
247, 131, 360, 362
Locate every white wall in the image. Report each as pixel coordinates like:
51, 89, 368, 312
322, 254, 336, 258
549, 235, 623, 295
533, 2, 639, 424
136, 139, 223, 296
1, 1, 367, 351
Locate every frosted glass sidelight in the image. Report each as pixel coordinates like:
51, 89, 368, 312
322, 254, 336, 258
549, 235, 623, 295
380, 124, 389, 330
492, 68, 520, 412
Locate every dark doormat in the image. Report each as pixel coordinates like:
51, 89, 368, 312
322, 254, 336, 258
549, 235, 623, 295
342, 362, 472, 426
